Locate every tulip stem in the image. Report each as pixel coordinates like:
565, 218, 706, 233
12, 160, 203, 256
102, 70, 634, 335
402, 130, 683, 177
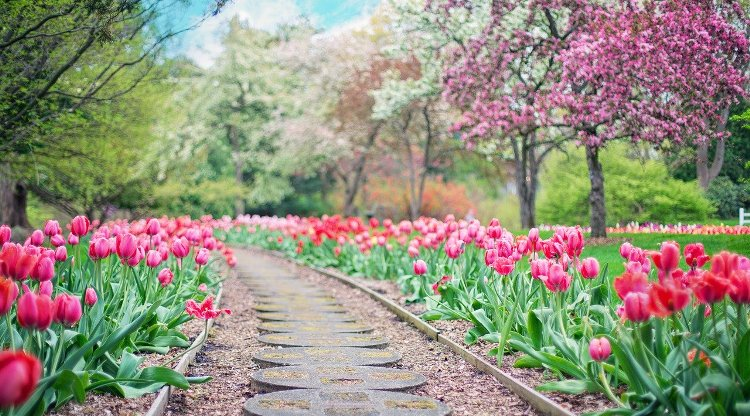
5, 313, 15, 350
598, 365, 624, 407
49, 326, 65, 376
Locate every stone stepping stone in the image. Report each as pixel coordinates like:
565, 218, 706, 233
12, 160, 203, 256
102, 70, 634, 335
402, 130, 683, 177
254, 296, 339, 305
254, 304, 347, 313
258, 321, 373, 334
251, 366, 426, 392
253, 347, 400, 367
244, 389, 450, 416
258, 333, 388, 348
257, 312, 357, 322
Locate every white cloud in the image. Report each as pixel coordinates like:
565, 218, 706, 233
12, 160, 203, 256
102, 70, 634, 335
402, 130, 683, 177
182, 0, 303, 68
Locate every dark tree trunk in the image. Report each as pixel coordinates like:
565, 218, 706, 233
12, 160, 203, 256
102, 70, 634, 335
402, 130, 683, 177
585, 145, 607, 237
0, 175, 31, 228
343, 123, 381, 217
511, 135, 538, 229
416, 105, 434, 220
697, 107, 729, 190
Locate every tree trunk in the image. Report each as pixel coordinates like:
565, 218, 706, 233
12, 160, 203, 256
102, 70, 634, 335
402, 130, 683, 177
343, 123, 382, 217
227, 124, 245, 217
696, 106, 729, 190
511, 135, 537, 229
0, 173, 31, 229
416, 105, 434, 221
585, 145, 607, 238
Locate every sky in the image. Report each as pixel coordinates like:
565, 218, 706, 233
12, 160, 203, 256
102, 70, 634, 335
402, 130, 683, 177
172, 0, 381, 68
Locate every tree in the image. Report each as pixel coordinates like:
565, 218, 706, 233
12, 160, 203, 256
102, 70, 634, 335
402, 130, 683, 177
550, 0, 748, 235
0, 0, 225, 226
429, 0, 572, 229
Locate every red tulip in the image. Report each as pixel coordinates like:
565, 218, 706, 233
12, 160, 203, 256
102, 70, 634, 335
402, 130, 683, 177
145, 218, 160, 236
729, 270, 750, 304
684, 243, 710, 269
613, 271, 649, 300
53, 293, 82, 326
0, 226, 10, 245
0, 243, 37, 280
648, 281, 690, 317
69, 216, 90, 237
17, 285, 53, 330
0, 350, 41, 408
589, 337, 611, 362
413, 259, 427, 275
692, 271, 730, 304
125, 247, 144, 267
543, 263, 571, 292
84, 288, 98, 306
185, 296, 230, 320
158, 268, 174, 287
624, 292, 651, 322
30, 256, 54, 282
146, 250, 162, 268
0, 277, 18, 315
195, 248, 209, 266
579, 257, 600, 279
29, 230, 44, 246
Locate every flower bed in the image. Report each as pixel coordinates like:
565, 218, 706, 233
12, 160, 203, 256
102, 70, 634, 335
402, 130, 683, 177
224, 214, 750, 416
0, 215, 235, 415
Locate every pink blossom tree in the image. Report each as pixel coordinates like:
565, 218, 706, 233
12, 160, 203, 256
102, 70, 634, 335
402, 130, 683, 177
435, 0, 748, 236
551, 0, 748, 236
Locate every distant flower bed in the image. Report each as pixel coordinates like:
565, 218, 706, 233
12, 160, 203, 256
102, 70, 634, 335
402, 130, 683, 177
0, 215, 235, 415
535, 222, 750, 235
226, 214, 750, 415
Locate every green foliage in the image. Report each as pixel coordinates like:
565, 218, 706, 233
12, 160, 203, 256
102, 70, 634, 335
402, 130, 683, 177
706, 176, 750, 219
152, 178, 249, 218
538, 144, 715, 225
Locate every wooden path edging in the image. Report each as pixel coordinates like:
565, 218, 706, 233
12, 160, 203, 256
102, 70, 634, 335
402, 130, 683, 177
143, 268, 230, 416
266, 249, 576, 416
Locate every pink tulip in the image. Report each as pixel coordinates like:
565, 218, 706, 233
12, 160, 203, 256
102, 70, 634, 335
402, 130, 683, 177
88, 237, 110, 260
589, 337, 611, 362
43, 220, 62, 237
158, 268, 174, 287
39, 281, 52, 297
125, 247, 144, 267
624, 292, 651, 322
579, 257, 600, 279
146, 250, 162, 268
171, 237, 190, 259
29, 230, 44, 247
619, 242, 633, 259
492, 257, 515, 275
67, 233, 79, 246
30, 257, 54, 282
52, 293, 82, 326
198, 283, 208, 292
528, 228, 540, 245
17, 285, 53, 330
530, 259, 551, 280
69, 216, 90, 237
484, 248, 498, 266
0, 350, 42, 408
115, 233, 138, 261
50, 234, 65, 247
84, 288, 97, 306
195, 248, 209, 266
413, 260, 427, 275
543, 264, 571, 292
145, 218, 160, 236
54, 246, 67, 262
